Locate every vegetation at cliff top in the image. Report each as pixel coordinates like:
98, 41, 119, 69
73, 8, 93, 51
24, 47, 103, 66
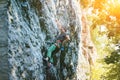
80, 0, 120, 80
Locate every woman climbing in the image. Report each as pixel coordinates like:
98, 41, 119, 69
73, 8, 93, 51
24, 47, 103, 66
43, 19, 70, 67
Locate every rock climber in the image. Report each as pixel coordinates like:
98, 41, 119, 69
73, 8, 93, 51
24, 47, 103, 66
43, 19, 70, 67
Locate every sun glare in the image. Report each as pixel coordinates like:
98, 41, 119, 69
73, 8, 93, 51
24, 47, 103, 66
106, 0, 120, 18
100, 25, 107, 32
92, 0, 120, 18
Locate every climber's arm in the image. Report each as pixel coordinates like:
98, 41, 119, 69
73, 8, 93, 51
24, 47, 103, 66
56, 19, 64, 33
60, 35, 70, 51
62, 35, 70, 46
66, 35, 70, 41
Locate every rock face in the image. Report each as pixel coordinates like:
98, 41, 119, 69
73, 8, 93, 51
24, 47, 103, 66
0, 0, 96, 80
0, 0, 9, 80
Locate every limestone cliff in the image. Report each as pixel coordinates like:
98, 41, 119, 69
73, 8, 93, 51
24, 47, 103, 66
0, 0, 96, 80
0, 0, 9, 80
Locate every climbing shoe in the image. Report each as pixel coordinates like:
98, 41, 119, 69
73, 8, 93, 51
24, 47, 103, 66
43, 57, 49, 61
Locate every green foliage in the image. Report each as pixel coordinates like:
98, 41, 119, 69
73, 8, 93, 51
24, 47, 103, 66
102, 63, 120, 80
104, 48, 120, 64
102, 45, 120, 80
80, 0, 120, 79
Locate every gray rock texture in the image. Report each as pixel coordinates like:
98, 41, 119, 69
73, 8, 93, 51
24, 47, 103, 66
0, 0, 96, 80
0, 0, 9, 80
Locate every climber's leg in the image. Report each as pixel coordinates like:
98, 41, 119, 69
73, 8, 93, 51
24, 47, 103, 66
47, 44, 56, 63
